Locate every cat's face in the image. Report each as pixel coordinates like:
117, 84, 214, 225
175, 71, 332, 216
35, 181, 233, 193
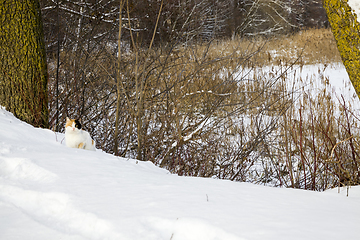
65, 117, 82, 133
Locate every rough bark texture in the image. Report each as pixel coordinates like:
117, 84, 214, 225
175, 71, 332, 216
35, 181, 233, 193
323, 0, 360, 99
0, 0, 49, 128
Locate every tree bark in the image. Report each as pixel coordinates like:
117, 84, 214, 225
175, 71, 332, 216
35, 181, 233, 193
0, 0, 49, 128
323, 0, 360, 99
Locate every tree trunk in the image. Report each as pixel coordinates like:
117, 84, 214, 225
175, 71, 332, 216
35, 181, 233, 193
0, 0, 49, 128
114, 0, 125, 156
323, 0, 360, 99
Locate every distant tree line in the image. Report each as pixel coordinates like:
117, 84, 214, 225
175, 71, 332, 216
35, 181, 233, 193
41, 0, 328, 50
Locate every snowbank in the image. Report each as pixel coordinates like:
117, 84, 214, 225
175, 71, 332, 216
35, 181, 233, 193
0, 105, 359, 240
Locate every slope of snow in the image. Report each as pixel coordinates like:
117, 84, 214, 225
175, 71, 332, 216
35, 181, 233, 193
0, 80, 360, 239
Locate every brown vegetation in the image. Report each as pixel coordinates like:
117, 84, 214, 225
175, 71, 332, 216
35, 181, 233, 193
46, 26, 360, 191
209, 28, 342, 66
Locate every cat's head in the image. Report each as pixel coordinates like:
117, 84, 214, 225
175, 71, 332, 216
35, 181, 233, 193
65, 117, 82, 132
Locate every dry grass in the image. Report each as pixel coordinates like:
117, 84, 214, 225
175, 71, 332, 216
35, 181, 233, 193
208, 28, 342, 66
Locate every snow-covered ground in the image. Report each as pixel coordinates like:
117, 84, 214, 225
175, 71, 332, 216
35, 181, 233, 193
256, 63, 360, 109
1, 63, 360, 240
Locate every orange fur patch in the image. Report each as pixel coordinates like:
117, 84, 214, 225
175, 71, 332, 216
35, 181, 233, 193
78, 142, 84, 149
66, 118, 75, 128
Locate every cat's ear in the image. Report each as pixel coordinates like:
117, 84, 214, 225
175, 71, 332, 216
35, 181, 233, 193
66, 117, 70, 122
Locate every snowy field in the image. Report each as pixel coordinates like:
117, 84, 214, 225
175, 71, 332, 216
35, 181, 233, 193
256, 63, 360, 109
1, 63, 360, 240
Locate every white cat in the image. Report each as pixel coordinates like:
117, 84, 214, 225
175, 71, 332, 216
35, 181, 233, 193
65, 117, 96, 151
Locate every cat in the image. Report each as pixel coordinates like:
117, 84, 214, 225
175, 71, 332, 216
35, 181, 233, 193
65, 117, 96, 151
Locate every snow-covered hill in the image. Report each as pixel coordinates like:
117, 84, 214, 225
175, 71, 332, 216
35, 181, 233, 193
0, 105, 359, 240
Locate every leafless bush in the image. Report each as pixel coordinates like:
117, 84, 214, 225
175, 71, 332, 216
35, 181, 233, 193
250, 67, 360, 191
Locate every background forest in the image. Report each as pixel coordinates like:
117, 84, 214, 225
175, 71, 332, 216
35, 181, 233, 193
39, 0, 360, 191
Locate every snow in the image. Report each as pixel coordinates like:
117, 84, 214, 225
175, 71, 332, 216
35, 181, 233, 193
1, 65, 360, 240
256, 63, 360, 109
296, 63, 359, 104
348, 0, 360, 23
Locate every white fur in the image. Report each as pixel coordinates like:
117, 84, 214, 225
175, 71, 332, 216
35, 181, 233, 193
65, 120, 96, 151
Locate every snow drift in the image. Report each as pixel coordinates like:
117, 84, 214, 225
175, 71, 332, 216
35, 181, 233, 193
0, 106, 359, 240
